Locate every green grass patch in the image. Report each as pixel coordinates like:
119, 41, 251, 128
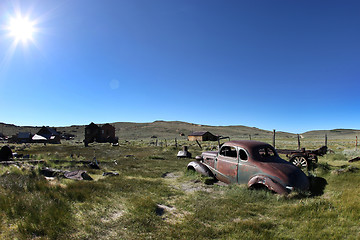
0, 142, 359, 239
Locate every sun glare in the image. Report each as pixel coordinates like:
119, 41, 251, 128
7, 16, 35, 43
1, 6, 42, 72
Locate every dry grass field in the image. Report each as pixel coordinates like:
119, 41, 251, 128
0, 137, 359, 239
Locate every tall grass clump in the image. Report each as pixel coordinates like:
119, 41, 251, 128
122, 196, 162, 234
0, 170, 74, 239
325, 153, 348, 162
65, 180, 108, 202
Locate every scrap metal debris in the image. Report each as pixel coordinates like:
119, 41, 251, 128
89, 162, 100, 169
349, 157, 360, 162
64, 170, 93, 180
40, 167, 64, 177
102, 172, 119, 177
177, 146, 192, 158
332, 166, 359, 175
89, 157, 100, 169
39, 167, 93, 180
1, 160, 44, 166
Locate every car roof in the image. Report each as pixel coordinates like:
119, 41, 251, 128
223, 140, 272, 149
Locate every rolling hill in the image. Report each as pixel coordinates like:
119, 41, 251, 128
1, 121, 359, 141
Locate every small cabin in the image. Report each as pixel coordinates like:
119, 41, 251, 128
188, 131, 218, 141
37, 126, 61, 144
101, 124, 116, 143
84, 122, 117, 144
12, 132, 33, 143
85, 122, 101, 143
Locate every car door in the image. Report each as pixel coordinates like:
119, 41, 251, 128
215, 145, 238, 184
237, 148, 259, 183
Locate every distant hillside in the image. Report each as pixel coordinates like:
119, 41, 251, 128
1, 121, 359, 141
302, 129, 360, 139
0, 123, 41, 137
110, 121, 295, 140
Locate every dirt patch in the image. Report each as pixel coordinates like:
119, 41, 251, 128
180, 181, 214, 193
156, 203, 190, 224
101, 210, 124, 223
331, 166, 359, 175
163, 172, 214, 193
161, 172, 180, 179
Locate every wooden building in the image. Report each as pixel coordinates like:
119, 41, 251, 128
37, 126, 61, 144
101, 124, 116, 143
14, 132, 33, 143
85, 122, 101, 143
188, 131, 218, 141
85, 122, 117, 144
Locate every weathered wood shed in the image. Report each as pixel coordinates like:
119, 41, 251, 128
85, 122, 101, 143
85, 122, 117, 144
37, 126, 61, 144
188, 131, 218, 141
16, 132, 33, 143
101, 124, 116, 143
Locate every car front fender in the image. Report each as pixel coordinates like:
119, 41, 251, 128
248, 175, 288, 195
187, 161, 214, 177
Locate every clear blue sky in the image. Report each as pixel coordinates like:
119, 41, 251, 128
0, 0, 359, 133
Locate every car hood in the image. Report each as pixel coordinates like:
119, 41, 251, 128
254, 158, 309, 191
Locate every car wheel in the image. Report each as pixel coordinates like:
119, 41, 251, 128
290, 156, 308, 169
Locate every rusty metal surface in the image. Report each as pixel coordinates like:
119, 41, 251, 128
64, 170, 93, 181
277, 145, 328, 169
202, 151, 217, 168
191, 140, 310, 194
277, 146, 327, 157
187, 161, 213, 177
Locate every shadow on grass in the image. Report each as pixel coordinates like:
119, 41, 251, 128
204, 178, 218, 185
309, 176, 328, 197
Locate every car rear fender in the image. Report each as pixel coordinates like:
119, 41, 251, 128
248, 175, 288, 195
187, 161, 214, 177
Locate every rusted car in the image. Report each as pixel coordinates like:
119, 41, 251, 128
187, 140, 309, 195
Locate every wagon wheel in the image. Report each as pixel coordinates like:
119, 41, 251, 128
290, 156, 308, 169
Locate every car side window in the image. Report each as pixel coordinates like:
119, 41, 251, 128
258, 147, 276, 160
219, 146, 237, 158
239, 149, 248, 161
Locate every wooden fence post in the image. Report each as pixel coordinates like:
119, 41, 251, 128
356, 136, 358, 150
249, 134, 251, 140
297, 134, 301, 150
273, 129, 276, 148
325, 134, 327, 147
196, 140, 202, 149
175, 138, 178, 148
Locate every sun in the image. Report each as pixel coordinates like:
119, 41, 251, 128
7, 16, 36, 43
1, 7, 42, 71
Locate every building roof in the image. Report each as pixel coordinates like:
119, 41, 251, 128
101, 123, 115, 129
86, 122, 99, 129
32, 134, 47, 141
45, 127, 59, 136
37, 127, 60, 140
18, 132, 32, 139
189, 131, 210, 136
37, 126, 60, 136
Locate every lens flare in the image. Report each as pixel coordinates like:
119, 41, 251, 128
8, 16, 35, 42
